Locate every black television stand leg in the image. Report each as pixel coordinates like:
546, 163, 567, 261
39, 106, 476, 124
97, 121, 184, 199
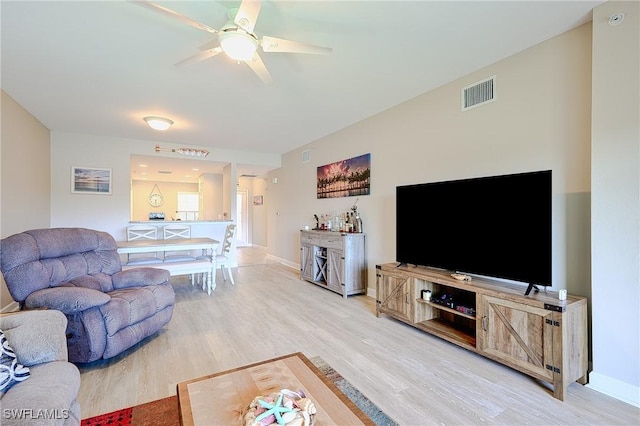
524, 283, 539, 296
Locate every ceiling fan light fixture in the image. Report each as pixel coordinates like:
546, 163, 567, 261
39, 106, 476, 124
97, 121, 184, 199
219, 31, 258, 61
144, 116, 174, 131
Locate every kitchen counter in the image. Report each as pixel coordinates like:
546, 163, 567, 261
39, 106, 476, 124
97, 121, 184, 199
129, 220, 233, 224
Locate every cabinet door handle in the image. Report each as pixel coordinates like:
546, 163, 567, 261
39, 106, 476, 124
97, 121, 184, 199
482, 315, 488, 331
406, 292, 410, 304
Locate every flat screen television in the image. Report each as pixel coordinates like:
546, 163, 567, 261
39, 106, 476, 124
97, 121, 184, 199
396, 170, 551, 295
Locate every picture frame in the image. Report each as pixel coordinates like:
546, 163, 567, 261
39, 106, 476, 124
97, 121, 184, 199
71, 166, 112, 195
253, 195, 264, 205
317, 153, 371, 199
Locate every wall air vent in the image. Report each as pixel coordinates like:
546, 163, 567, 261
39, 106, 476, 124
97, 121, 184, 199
462, 76, 496, 111
240, 174, 257, 178
302, 149, 311, 163
158, 170, 172, 174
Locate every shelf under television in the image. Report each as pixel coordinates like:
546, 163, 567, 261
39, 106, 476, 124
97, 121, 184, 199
414, 318, 476, 350
416, 299, 476, 320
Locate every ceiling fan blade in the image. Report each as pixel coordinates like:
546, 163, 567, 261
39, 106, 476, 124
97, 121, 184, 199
199, 39, 220, 51
261, 36, 332, 55
234, 0, 262, 34
175, 48, 223, 67
245, 53, 273, 84
129, 0, 218, 34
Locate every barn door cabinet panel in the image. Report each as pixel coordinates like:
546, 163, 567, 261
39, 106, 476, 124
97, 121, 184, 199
299, 230, 366, 298
375, 263, 588, 401
300, 244, 315, 282
477, 295, 555, 383
376, 267, 412, 323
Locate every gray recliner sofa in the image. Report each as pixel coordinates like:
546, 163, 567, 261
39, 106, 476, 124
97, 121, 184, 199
0, 227, 175, 363
0, 310, 81, 425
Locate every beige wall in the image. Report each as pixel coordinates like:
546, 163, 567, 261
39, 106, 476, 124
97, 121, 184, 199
131, 180, 199, 221
590, 0, 639, 406
268, 23, 593, 300
47, 133, 278, 242
198, 173, 224, 221
250, 177, 269, 247
1, 91, 51, 310
50, 132, 143, 240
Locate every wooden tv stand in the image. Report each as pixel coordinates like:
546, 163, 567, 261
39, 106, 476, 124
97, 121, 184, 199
376, 263, 588, 401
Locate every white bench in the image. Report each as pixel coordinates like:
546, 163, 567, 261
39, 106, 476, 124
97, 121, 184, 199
117, 237, 219, 295
122, 259, 216, 294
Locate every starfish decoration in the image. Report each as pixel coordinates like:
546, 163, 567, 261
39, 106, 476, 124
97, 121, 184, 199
255, 393, 296, 425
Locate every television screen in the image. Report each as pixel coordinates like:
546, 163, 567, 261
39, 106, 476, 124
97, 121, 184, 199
396, 170, 552, 287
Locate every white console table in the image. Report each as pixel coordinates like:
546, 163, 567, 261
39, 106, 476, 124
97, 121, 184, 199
117, 237, 219, 294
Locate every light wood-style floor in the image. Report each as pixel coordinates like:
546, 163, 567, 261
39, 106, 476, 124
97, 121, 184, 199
78, 247, 639, 424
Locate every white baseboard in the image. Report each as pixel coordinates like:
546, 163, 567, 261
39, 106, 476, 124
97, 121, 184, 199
1, 301, 20, 313
267, 254, 298, 271
587, 371, 640, 407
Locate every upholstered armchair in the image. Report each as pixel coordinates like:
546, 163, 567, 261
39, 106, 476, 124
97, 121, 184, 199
0, 310, 81, 425
0, 228, 175, 363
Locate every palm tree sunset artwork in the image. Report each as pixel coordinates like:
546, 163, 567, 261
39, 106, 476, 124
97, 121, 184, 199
317, 153, 370, 199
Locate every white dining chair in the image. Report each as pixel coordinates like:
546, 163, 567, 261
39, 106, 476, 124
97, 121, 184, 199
198, 224, 236, 285
162, 224, 197, 262
162, 224, 199, 285
124, 225, 162, 265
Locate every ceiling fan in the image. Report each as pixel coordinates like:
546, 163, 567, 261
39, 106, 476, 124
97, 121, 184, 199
130, 0, 332, 84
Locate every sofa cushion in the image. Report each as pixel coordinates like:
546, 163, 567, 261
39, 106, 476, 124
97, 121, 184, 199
0, 361, 81, 425
0, 310, 69, 366
112, 267, 170, 289
0, 330, 30, 395
64, 273, 115, 293
102, 305, 173, 360
25, 287, 110, 314
1, 228, 122, 302
101, 285, 174, 336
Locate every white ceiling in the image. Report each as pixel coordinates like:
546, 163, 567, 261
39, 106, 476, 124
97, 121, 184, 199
1, 0, 603, 181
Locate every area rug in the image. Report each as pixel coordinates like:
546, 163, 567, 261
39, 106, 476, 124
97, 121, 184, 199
80, 395, 178, 426
309, 356, 398, 426
81, 356, 397, 426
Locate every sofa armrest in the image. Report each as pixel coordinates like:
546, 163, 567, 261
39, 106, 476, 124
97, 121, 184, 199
0, 310, 69, 365
112, 267, 171, 289
24, 287, 110, 314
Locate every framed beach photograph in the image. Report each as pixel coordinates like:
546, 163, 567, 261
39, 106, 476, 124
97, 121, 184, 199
71, 166, 112, 195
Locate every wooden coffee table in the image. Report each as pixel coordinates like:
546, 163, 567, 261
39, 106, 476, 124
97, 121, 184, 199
177, 352, 374, 425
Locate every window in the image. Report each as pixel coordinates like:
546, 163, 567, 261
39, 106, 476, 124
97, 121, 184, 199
176, 192, 199, 221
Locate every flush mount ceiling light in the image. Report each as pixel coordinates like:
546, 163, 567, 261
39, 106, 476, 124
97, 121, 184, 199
155, 144, 209, 158
143, 116, 174, 131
